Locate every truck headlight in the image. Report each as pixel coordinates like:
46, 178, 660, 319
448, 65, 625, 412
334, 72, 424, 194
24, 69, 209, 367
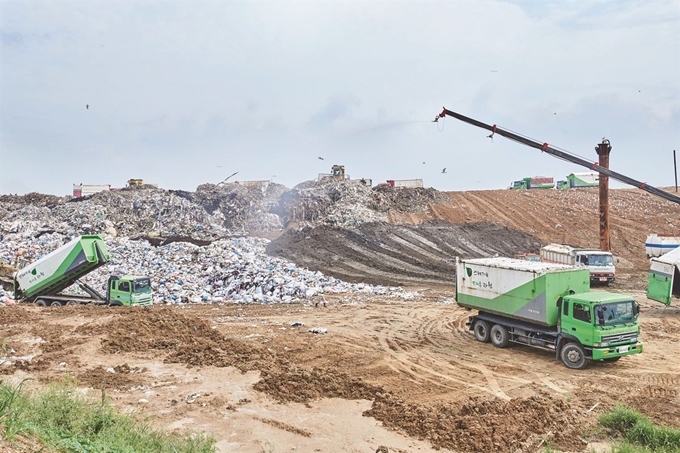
593, 342, 609, 347
630, 337, 638, 343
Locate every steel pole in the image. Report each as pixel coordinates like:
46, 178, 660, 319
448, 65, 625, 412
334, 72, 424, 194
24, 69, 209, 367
596, 140, 612, 252
674, 150, 678, 193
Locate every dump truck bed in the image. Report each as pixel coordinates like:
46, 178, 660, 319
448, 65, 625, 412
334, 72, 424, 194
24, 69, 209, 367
14, 235, 110, 301
456, 257, 590, 326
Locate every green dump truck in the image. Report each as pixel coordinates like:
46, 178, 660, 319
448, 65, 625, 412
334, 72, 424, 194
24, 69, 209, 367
456, 257, 642, 369
13, 235, 153, 307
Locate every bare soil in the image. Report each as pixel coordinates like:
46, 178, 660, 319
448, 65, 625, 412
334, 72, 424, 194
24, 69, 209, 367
1, 187, 679, 452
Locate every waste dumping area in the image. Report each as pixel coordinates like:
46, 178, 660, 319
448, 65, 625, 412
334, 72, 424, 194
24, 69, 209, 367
1, 182, 679, 451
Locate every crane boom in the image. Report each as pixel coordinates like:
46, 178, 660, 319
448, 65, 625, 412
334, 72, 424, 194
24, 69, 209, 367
435, 107, 680, 205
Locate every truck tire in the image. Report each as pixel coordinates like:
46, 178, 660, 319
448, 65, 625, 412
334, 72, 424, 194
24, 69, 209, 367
35, 299, 47, 307
473, 320, 491, 343
560, 342, 587, 369
490, 324, 510, 348
50, 301, 62, 307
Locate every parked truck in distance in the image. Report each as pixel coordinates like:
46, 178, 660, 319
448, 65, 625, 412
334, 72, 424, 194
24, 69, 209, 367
556, 172, 599, 189
380, 179, 424, 188
13, 235, 153, 307
540, 243, 615, 284
457, 257, 642, 369
509, 176, 554, 190
647, 246, 680, 306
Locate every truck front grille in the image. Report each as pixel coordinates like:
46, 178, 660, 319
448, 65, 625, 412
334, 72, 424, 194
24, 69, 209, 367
601, 332, 637, 343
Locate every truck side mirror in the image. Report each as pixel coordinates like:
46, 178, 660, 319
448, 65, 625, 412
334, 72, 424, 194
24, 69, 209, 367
634, 303, 640, 316
597, 307, 605, 326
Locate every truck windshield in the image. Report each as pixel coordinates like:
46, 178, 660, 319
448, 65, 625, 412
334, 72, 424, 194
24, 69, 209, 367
132, 278, 151, 293
587, 255, 614, 266
596, 301, 637, 326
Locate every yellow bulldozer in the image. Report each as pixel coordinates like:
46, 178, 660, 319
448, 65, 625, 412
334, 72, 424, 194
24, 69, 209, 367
127, 179, 144, 186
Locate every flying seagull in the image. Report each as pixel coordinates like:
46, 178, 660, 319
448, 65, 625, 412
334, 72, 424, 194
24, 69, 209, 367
422, 161, 426, 164
442, 168, 447, 174
86, 104, 89, 109
318, 156, 324, 160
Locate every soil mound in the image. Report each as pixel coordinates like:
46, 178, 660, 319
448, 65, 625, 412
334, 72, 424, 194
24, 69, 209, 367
267, 221, 543, 286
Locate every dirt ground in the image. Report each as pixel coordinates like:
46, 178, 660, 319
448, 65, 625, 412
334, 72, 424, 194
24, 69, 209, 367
1, 288, 678, 453
1, 187, 678, 452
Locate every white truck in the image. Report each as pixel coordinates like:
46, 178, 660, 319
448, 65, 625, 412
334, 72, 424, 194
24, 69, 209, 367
540, 244, 615, 285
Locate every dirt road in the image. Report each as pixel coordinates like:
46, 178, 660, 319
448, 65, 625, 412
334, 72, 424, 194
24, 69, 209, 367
2, 288, 678, 452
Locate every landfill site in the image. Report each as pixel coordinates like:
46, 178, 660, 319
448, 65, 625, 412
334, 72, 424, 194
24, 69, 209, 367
1, 178, 679, 453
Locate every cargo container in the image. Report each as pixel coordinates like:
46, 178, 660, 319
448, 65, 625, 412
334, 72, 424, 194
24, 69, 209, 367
72, 184, 111, 197
540, 243, 615, 284
647, 246, 680, 306
457, 257, 642, 369
645, 233, 680, 257
509, 176, 554, 190
556, 172, 599, 189
384, 179, 424, 188
13, 235, 152, 307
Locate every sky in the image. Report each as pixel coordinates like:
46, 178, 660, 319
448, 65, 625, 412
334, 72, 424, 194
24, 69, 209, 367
1, 0, 679, 196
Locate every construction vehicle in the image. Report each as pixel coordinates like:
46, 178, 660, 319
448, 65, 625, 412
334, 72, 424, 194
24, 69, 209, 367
434, 107, 680, 204
12, 235, 153, 307
647, 246, 680, 305
556, 172, 599, 189
127, 179, 144, 186
318, 165, 349, 182
540, 244, 615, 284
645, 233, 680, 257
457, 257, 642, 369
509, 176, 554, 190
379, 179, 424, 188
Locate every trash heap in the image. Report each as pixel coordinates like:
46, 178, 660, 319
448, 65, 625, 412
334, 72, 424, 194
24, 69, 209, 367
281, 179, 449, 228
0, 180, 447, 242
0, 232, 419, 305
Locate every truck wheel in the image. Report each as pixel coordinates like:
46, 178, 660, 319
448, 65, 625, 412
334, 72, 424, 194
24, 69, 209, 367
50, 301, 62, 307
490, 324, 510, 348
36, 300, 47, 307
560, 342, 587, 369
473, 320, 491, 343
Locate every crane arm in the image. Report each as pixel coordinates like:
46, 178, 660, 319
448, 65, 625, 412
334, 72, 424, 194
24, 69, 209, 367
435, 107, 680, 205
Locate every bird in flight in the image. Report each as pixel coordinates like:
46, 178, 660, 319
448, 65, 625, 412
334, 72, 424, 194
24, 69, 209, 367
491, 70, 498, 73
422, 161, 426, 164
442, 168, 447, 174
86, 104, 89, 109
318, 156, 324, 160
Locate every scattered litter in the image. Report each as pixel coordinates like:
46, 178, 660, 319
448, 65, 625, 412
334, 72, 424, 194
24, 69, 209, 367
290, 322, 305, 327
308, 327, 328, 334
186, 393, 201, 404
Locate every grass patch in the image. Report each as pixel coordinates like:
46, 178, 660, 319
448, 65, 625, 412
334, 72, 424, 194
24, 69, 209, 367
0, 378, 216, 453
598, 403, 680, 453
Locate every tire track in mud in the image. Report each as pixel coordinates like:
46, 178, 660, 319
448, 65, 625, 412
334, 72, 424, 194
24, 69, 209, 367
364, 307, 515, 400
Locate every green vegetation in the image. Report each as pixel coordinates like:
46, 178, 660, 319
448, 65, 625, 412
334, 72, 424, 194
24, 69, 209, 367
0, 378, 216, 453
599, 404, 680, 452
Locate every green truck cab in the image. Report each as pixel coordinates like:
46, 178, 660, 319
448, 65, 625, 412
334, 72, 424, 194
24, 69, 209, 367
457, 257, 642, 369
107, 275, 153, 306
557, 292, 642, 368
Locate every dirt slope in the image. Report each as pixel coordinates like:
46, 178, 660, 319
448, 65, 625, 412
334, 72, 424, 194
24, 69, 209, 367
270, 187, 679, 288
267, 221, 543, 286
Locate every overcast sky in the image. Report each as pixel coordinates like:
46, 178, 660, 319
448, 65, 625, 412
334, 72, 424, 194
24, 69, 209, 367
1, 0, 678, 196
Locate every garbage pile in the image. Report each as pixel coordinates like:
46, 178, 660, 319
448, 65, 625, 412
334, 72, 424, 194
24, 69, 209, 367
281, 179, 448, 228
0, 232, 419, 305
1, 180, 448, 241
